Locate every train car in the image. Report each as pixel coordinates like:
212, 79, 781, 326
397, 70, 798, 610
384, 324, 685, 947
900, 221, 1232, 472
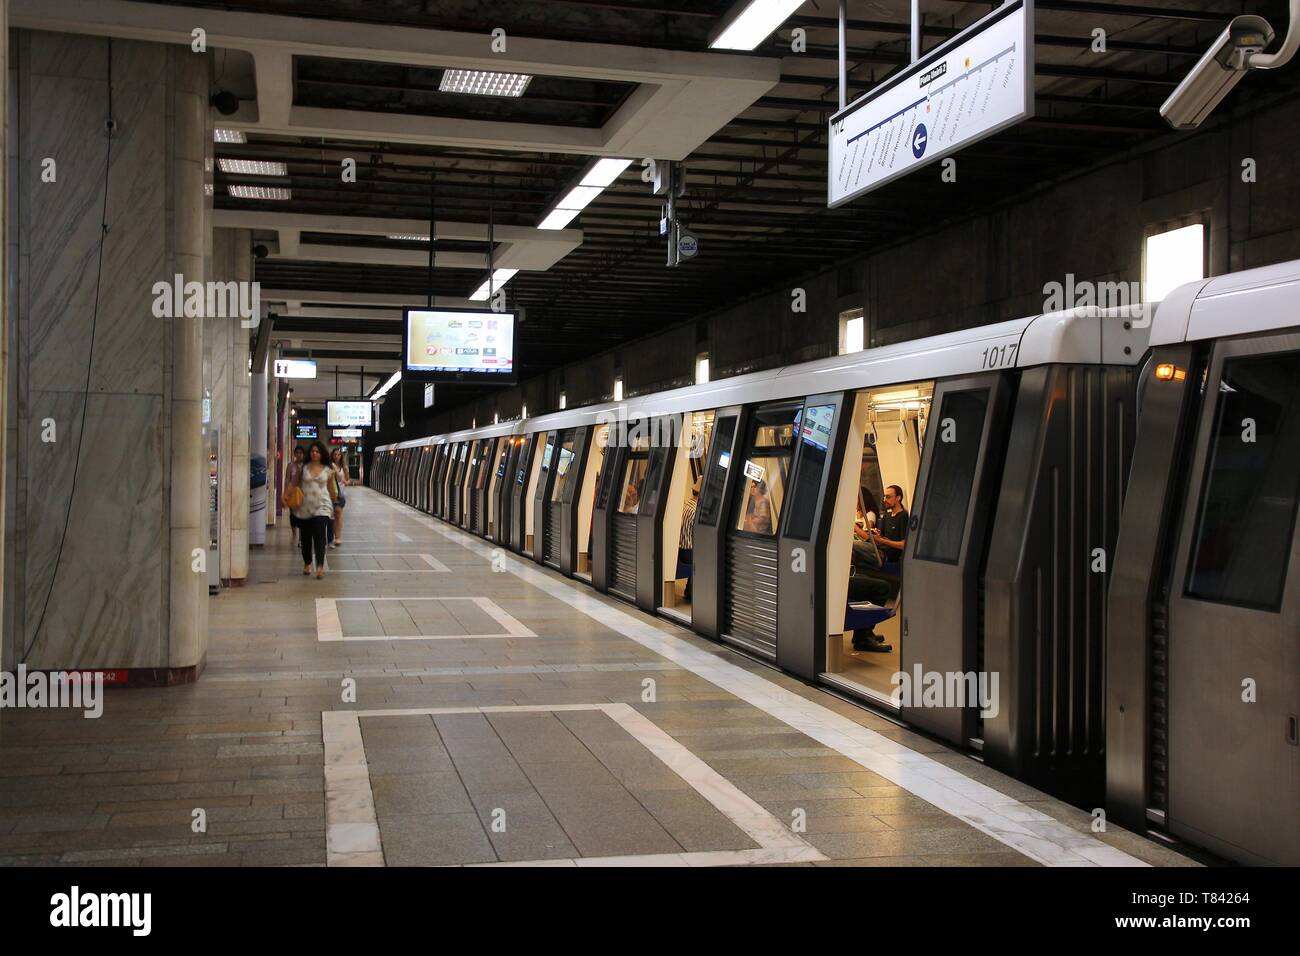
373, 259, 1300, 866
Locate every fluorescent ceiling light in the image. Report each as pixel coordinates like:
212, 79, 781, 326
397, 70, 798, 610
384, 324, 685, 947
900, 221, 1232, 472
556, 185, 602, 210
218, 158, 287, 176
439, 69, 532, 97
469, 268, 519, 301
228, 185, 290, 200
581, 158, 632, 188
371, 371, 401, 400
870, 387, 922, 403
538, 208, 580, 230
710, 0, 805, 51
386, 234, 430, 242
214, 128, 246, 143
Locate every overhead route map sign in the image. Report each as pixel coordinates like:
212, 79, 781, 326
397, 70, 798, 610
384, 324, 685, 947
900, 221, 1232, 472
828, 0, 1033, 207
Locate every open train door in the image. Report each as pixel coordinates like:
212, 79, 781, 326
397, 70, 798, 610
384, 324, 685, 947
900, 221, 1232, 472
1151, 336, 1300, 865
900, 373, 1011, 746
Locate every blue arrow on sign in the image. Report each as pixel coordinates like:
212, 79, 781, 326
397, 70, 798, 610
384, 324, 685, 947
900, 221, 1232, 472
912, 123, 929, 159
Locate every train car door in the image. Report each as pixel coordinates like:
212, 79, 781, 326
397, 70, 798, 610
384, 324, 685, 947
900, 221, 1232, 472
591, 436, 623, 593
525, 432, 551, 558
1160, 336, 1300, 865
720, 402, 800, 660
540, 430, 575, 570
607, 427, 651, 602
496, 438, 521, 545
449, 442, 468, 524
431, 444, 449, 516
511, 434, 538, 554
900, 374, 1011, 745
634, 417, 679, 613
691, 408, 745, 638
471, 438, 495, 535
556, 428, 593, 576
576, 424, 609, 581
486, 438, 508, 539
776, 394, 851, 680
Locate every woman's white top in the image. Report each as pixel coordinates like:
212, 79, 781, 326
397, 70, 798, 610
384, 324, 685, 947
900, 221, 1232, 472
299, 464, 335, 519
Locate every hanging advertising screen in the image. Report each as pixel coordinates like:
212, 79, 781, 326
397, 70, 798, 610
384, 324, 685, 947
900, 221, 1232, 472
402, 307, 518, 384
326, 401, 373, 428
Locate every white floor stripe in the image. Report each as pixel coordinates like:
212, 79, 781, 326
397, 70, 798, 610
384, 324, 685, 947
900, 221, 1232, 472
322, 702, 825, 867
317, 597, 536, 642
373, 491, 1148, 868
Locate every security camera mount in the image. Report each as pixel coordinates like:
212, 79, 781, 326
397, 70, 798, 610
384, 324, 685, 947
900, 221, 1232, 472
1160, 0, 1299, 129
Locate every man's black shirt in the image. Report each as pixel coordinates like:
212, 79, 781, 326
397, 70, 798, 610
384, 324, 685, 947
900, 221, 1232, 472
877, 507, 908, 563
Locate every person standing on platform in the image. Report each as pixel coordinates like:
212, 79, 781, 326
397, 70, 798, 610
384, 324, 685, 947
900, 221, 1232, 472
329, 448, 350, 548
296, 441, 338, 579
283, 446, 306, 548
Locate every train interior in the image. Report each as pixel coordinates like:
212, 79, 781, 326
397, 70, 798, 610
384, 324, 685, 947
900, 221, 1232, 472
823, 381, 933, 702
661, 411, 715, 622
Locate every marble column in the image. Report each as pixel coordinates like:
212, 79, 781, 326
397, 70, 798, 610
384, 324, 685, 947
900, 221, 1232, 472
206, 228, 251, 582
0, 0, 10, 677
249, 355, 267, 546
6, 32, 210, 676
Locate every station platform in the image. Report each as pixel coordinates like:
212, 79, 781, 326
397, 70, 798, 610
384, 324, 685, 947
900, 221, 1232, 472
0, 488, 1197, 868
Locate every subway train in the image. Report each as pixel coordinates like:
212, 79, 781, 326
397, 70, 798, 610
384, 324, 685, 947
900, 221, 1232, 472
372, 259, 1300, 867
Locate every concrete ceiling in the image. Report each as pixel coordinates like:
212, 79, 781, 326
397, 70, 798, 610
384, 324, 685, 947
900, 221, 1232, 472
13, 0, 1300, 415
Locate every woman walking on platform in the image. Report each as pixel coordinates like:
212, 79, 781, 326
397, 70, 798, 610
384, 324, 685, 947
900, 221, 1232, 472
329, 447, 350, 548
296, 441, 339, 579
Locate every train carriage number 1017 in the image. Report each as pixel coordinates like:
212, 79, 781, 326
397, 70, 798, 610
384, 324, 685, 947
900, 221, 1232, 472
981, 342, 1019, 370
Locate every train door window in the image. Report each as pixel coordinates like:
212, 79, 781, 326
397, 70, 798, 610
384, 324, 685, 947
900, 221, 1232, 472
697, 416, 738, 527
912, 389, 989, 563
495, 440, 510, 479
515, 436, 534, 486
595, 439, 619, 510
733, 404, 797, 536
539, 435, 555, 480
549, 432, 578, 502
616, 430, 651, 514
785, 404, 836, 540
1186, 351, 1300, 610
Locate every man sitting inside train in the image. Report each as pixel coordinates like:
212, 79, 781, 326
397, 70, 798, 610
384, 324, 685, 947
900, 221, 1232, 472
870, 485, 908, 563
847, 485, 908, 653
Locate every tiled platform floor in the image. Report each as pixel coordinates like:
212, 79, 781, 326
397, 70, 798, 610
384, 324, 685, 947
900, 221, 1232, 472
0, 488, 1198, 867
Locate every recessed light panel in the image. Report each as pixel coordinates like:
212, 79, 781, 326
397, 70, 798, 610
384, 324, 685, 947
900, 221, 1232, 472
228, 185, 291, 200
214, 128, 246, 143
439, 69, 532, 97
218, 159, 287, 176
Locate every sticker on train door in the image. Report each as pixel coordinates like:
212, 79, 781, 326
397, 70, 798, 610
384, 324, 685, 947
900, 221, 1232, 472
743, 460, 765, 482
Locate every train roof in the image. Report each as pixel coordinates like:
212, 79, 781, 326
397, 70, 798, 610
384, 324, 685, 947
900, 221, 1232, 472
376, 258, 1300, 452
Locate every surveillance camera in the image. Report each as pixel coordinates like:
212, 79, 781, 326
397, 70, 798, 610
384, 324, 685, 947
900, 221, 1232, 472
209, 90, 240, 116
253, 243, 269, 259
1160, 16, 1275, 129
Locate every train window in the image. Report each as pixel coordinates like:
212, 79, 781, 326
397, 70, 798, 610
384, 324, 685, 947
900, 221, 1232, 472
476, 440, 496, 490
1186, 352, 1300, 611
733, 404, 797, 536
549, 433, 577, 502
697, 416, 737, 527
539, 436, 555, 476
495, 440, 510, 478
596, 447, 619, 509
640, 447, 670, 513
515, 436, 534, 485
784, 404, 836, 541
913, 389, 989, 564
